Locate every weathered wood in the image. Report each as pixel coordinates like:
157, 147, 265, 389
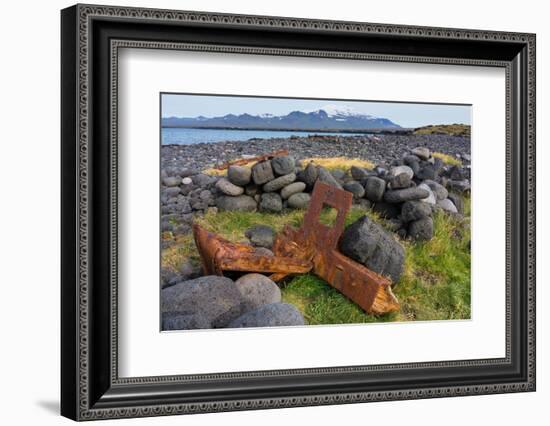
213, 149, 289, 170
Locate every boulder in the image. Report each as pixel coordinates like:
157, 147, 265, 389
191, 173, 215, 187
259, 193, 283, 213
389, 173, 411, 189
215, 178, 244, 196
161, 276, 243, 328
343, 181, 366, 199
354, 198, 373, 210
412, 147, 431, 160
350, 166, 370, 181
251, 160, 275, 185
416, 164, 437, 180
287, 193, 311, 209
227, 165, 252, 186
216, 195, 257, 212
423, 179, 448, 201
162, 312, 211, 331
364, 176, 386, 202
263, 173, 296, 192
437, 198, 459, 213
281, 182, 306, 199
227, 303, 305, 328
245, 225, 275, 248
179, 168, 200, 178
389, 165, 414, 180
384, 187, 430, 203
330, 169, 346, 182
417, 183, 436, 204
408, 216, 434, 241
235, 274, 282, 312
163, 187, 181, 198
300, 162, 319, 187
317, 167, 343, 189
339, 215, 405, 283
162, 176, 181, 187
403, 155, 421, 175
271, 156, 295, 176
401, 201, 432, 223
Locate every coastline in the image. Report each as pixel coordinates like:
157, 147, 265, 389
161, 134, 471, 173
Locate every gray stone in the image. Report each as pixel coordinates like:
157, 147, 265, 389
245, 225, 275, 248
163, 187, 181, 198
180, 168, 200, 178
400, 201, 432, 223
343, 181, 365, 199
447, 193, 464, 214
408, 216, 434, 241
300, 162, 319, 187
384, 187, 430, 203
417, 183, 436, 204
161, 276, 243, 328
191, 173, 215, 187
216, 195, 257, 212
423, 179, 448, 201
364, 176, 386, 202
388, 173, 411, 189
350, 166, 371, 181
287, 193, 311, 209
389, 165, 414, 180
412, 147, 431, 160
271, 156, 295, 176
215, 178, 244, 196
162, 176, 181, 187
416, 164, 437, 180
437, 198, 459, 213
330, 169, 346, 181
227, 165, 252, 186
449, 165, 466, 180
181, 177, 193, 185
235, 274, 282, 312
227, 303, 305, 328
263, 173, 296, 192
162, 312, 211, 331
259, 193, 283, 213
339, 215, 405, 284
403, 155, 421, 175
447, 179, 471, 193
251, 161, 275, 185
281, 182, 306, 199
317, 167, 342, 189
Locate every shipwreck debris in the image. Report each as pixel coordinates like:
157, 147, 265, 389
192, 181, 399, 315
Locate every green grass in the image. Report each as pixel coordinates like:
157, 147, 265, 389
164, 198, 471, 324
432, 151, 463, 167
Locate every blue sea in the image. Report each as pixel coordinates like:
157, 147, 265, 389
161, 127, 365, 145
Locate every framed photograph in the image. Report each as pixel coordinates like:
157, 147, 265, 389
61, 4, 536, 421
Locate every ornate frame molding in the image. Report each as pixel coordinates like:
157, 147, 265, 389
61, 4, 536, 421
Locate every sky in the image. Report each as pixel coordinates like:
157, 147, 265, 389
161, 93, 471, 128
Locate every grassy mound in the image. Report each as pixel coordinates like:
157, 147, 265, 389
413, 124, 471, 137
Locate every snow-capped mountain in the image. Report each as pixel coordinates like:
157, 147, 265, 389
162, 105, 401, 130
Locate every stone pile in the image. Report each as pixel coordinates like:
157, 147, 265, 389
161, 274, 305, 330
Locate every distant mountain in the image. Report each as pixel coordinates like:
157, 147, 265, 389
162, 105, 401, 131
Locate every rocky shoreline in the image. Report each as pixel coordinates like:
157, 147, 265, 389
161, 133, 471, 174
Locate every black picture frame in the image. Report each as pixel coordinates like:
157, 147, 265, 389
61, 4, 536, 421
